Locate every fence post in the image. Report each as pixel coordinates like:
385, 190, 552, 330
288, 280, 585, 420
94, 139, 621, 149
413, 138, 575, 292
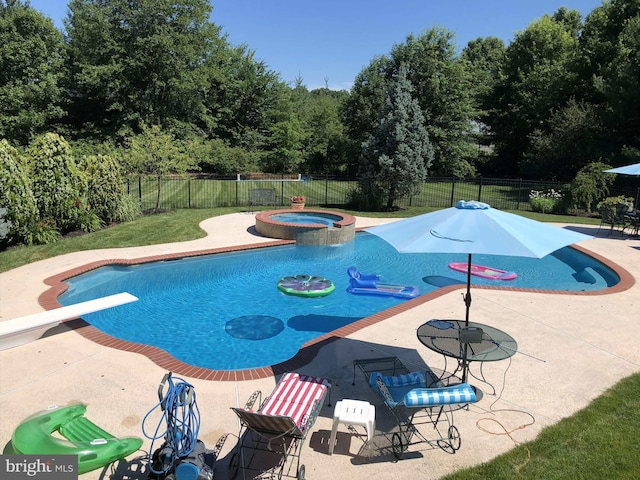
138, 176, 142, 206
325, 173, 329, 206
188, 179, 191, 208
517, 178, 523, 210
477, 176, 483, 202
449, 177, 456, 207
235, 177, 239, 207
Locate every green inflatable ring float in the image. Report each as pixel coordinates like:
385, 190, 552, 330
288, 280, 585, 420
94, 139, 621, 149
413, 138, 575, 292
11, 403, 142, 474
277, 274, 335, 297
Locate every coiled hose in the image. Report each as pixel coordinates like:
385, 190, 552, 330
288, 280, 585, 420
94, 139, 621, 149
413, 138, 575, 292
142, 373, 201, 475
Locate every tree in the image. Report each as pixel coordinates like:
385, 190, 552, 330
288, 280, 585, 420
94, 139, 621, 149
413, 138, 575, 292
568, 0, 640, 165
0, 0, 65, 145
344, 28, 476, 177
264, 116, 305, 173
391, 29, 477, 176
126, 124, 199, 209
522, 99, 604, 180
289, 85, 350, 173
552, 6, 583, 37
64, 0, 224, 138
600, 15, 640, 152
461, 36, 506, 156
342, 56, 391, 151
192, 138, 259, 174
358, 66, 433, 210
462, 36, 506, 112
487, 13, 580, 176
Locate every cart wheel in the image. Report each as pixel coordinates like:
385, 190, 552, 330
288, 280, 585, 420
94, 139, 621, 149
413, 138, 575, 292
228, 452, 239, 479
448, 425, 461, 451
391, 432, 404, 459
437, 425, 461, 454
297, 464, 306, 480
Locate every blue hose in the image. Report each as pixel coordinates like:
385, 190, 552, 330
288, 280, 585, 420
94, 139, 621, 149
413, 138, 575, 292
143, 373, 201, 475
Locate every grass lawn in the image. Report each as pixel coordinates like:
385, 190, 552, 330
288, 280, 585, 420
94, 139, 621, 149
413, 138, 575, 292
2, 206, 636, 478
443, 373, 640, 479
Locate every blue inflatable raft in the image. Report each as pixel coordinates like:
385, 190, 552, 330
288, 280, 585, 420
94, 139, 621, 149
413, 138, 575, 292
346, 267, 420, 299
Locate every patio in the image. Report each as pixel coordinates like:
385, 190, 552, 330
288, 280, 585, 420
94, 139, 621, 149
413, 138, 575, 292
1, 213, 640, 479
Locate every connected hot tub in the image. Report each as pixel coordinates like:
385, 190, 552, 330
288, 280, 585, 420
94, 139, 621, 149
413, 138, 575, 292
255, 209, 356, 245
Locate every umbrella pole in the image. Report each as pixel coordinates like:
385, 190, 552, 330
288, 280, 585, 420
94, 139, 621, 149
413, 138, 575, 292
462, 253, 472, 383
464, 253, 472, 326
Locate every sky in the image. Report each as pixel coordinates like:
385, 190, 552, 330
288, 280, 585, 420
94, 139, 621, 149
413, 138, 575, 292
27, 0, 605, 91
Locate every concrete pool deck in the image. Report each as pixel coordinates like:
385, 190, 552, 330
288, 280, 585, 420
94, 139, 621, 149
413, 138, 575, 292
1, 212, 640, 479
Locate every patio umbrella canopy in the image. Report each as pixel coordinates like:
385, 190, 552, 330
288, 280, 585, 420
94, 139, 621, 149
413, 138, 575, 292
604, 163, 640, 175
604, 163, 640, 207
365, 201, 593, 325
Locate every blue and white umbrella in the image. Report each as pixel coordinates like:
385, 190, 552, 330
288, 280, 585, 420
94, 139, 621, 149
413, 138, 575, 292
366, 201, 593, 325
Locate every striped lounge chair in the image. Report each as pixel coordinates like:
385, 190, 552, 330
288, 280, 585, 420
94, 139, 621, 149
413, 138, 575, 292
229, 372, 331, 480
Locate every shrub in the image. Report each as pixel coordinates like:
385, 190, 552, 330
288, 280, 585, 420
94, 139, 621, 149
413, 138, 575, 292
0, 208, 10, 242
77, 208, 103, 233
30, 218, 60, 245
27, 133, 84, 233
570, 162, 616, 213
529, 189, 563, 214
113, 194, 142, 223
349, 184, 384, 211
597, 195, 634, 212
86, 154, 128, 223
0, 139, 39, 247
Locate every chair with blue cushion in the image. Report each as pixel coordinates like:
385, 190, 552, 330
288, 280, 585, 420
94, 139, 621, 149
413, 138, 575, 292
354, 356, 477, 459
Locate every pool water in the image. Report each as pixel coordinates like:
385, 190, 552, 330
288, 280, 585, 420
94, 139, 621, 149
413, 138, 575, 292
60, 233, 618, 371
270, 212, 341, 226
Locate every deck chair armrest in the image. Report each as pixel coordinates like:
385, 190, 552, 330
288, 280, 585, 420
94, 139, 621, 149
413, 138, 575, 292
208, 433, 230, 462
370, 372, 397, 406
244, 390, 262, 410
299, 399, 322, 434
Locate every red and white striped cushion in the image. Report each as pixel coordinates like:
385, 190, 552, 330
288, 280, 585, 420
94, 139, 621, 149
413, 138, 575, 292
260, 373, 331, 430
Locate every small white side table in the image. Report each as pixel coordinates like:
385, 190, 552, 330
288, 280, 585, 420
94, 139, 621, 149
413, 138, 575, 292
328, 399, 375, 455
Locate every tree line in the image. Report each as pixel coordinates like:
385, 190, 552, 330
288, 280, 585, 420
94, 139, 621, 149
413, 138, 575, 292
1, 0, 639, 245
1, 0, 638, 178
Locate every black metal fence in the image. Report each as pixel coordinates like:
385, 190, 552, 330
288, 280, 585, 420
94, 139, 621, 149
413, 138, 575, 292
126, 174, 640, 213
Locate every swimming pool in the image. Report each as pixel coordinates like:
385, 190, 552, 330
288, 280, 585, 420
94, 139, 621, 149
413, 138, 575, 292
59, 233, 619, 371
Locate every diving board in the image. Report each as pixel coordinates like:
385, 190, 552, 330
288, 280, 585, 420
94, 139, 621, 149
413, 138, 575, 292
0, 292, 138, 351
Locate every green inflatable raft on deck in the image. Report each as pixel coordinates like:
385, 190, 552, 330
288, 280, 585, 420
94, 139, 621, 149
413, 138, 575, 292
11, 403, 142, 474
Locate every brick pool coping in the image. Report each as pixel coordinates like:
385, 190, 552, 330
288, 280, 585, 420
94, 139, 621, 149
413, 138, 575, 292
39, 237, 634, 382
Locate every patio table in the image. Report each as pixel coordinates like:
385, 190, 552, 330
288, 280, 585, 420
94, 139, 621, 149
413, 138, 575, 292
416, 319, 517, 387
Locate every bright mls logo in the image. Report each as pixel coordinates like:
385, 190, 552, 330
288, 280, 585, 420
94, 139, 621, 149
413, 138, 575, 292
2, 455, 77, 480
